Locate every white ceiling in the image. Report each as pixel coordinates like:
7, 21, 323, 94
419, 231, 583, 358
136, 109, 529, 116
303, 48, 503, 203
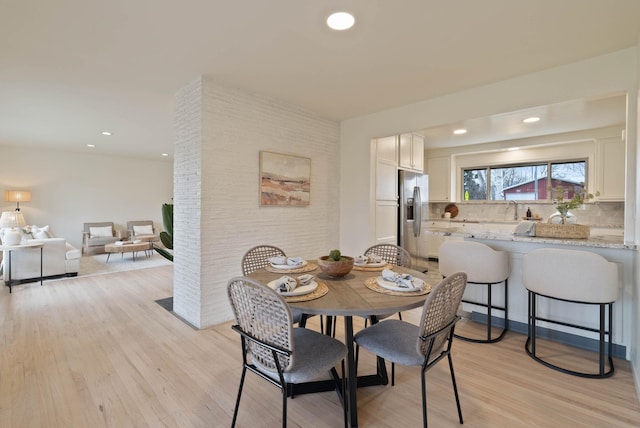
1, 0, 640, 160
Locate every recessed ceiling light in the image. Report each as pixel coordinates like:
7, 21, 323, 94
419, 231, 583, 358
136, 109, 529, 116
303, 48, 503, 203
327, 12, 355, 30
87, 144, 95, 148
453, 129, 467, 135
161, 153, 169, 157
101, 131, 112, 136
523, 117, 540, 123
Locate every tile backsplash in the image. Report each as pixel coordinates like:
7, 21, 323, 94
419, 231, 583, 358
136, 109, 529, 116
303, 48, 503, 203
429, 201, 624, 227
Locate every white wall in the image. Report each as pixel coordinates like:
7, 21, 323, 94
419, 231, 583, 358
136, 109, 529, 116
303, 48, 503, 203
0, 145, 173, 249
340, 47, 639, 392
173, 77, 340, 328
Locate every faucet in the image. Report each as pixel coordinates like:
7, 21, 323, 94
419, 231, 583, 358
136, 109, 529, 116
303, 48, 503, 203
508, 200, 518, 220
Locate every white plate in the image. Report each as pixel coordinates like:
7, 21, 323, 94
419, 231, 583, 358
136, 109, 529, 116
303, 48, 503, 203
376, 276, 425, 292
354, 261, 387, 267
267, 279, 318, 297
270, 260, 308, 270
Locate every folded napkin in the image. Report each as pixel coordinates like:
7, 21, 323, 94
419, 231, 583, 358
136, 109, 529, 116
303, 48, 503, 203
381, 269, 417, 289
268, 256, 287, 265
355, 255, 368, 264
287, 257, 303, 266
368, 253, 383, 264
512, 221, 536, 236
297, 274, 314, 286
274, 276, 298, 293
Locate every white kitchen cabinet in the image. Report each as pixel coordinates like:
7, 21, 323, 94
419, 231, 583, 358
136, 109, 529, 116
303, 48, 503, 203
375, 200, 398, 244
598, 137, 625, 201
424, 220, 463, 258
427, 156, 450, 201
375, 136, 398, 200
376, 135, 398, 164
399, 133, 424, 172
374, 136, 399, 245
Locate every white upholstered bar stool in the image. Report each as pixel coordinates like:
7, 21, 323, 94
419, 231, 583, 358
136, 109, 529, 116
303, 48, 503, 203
523, 248, 618, 378
438, 241, 510, 343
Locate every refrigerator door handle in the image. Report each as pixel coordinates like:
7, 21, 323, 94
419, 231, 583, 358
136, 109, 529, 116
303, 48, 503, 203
413, 186, 421, 237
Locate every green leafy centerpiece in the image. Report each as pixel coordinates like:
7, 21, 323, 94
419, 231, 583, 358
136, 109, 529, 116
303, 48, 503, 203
550, 186, 599, 224
317, 249, 354, 277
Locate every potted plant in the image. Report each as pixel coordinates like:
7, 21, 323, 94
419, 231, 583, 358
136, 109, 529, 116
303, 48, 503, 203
154, 203, 174, 261
317, 249, 354, 277
549, 185, 599, 224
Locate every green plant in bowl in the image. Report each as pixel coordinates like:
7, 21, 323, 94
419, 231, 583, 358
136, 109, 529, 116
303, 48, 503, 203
318, 249, 354, 277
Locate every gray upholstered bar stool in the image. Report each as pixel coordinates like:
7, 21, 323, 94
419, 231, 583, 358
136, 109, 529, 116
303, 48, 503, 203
523, 248, 618, 378
438, 241, 510, 343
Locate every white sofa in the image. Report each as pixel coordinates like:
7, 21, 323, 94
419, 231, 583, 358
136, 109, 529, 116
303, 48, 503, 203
1, 233, 81, 284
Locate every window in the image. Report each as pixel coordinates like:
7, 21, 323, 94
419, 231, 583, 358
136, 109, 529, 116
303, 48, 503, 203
462, 160, 586, 201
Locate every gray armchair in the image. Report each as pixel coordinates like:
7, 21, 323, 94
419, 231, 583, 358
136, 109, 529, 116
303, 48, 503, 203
82, 222, 121, 255
126, 220, 158, 243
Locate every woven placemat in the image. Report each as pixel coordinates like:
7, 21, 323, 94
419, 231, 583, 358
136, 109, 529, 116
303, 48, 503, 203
283, 281, 329, 302
265, 262, 318, 274
353, 263, 391, 272
364, 276, 433, 297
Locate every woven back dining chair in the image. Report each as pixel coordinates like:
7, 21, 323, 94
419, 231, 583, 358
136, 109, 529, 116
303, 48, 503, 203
354, 272, 468, 428
241, 245, 286, 276
359, 243, 413, 383
364, 244, 412, 268
227, 277, 347, 428
241, 245, 312, 327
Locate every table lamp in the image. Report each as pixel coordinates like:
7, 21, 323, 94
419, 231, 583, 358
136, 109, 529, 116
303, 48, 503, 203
0, 211, 26, 245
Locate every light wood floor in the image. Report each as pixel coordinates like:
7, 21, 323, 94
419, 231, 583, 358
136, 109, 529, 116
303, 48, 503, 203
1, 267, 639, 427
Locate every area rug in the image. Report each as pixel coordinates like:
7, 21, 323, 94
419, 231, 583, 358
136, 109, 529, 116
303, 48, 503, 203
78, 252, 173, 277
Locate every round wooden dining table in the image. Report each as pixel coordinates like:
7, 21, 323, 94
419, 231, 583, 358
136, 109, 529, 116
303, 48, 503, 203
247, 261, 441, 427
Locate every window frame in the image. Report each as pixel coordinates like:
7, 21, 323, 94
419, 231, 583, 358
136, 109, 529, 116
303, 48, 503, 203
461, 158, 588, 202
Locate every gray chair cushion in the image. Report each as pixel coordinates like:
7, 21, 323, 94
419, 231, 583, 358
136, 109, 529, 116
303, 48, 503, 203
256, 327, 347, 384
354, 319, 424, 367
87, 236, 118, 246
291, 308, 304, 325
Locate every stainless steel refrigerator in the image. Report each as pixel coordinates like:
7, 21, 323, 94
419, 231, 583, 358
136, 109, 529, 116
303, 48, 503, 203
398, 170, 429, 272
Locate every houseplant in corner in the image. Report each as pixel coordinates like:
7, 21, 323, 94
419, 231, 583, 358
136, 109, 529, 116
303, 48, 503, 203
154, 203, 174, 262
317, 249, 354, 277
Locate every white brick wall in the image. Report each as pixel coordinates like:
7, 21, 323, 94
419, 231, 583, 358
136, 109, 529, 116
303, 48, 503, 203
174, 77, 339, 328
174, 77, 204, 327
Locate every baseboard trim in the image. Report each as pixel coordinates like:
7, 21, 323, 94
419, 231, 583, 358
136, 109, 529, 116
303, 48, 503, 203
469, 311, 627, 360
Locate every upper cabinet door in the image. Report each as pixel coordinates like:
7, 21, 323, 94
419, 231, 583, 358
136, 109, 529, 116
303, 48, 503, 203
598, 137, 625, 201
427, 156, 450, 201
411, 134, 424, 172
375, 136, 399, 201
399, 133, 424, 172
399, 133, 413, 169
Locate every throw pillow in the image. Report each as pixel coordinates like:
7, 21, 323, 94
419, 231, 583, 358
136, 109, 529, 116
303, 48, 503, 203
30, 225, 52, 238
133, 224, 154, 235
89, 226, 113, 237
31, 224, 49, 233
33, 230, 49, 239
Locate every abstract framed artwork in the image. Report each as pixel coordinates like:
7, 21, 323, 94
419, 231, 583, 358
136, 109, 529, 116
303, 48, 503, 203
259, 151, 311, 206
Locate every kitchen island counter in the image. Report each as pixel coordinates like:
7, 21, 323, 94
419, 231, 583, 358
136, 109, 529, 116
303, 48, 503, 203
424, 220, 633, 250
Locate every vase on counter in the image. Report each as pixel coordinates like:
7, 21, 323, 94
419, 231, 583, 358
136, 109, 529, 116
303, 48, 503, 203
549, 210, 577, 225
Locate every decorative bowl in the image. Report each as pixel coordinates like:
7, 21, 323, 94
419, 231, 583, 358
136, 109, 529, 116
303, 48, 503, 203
317, 255, 355, 277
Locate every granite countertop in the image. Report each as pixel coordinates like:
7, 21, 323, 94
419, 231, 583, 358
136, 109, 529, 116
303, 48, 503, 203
423, 223, 634, 250
468, 232, 634, 250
